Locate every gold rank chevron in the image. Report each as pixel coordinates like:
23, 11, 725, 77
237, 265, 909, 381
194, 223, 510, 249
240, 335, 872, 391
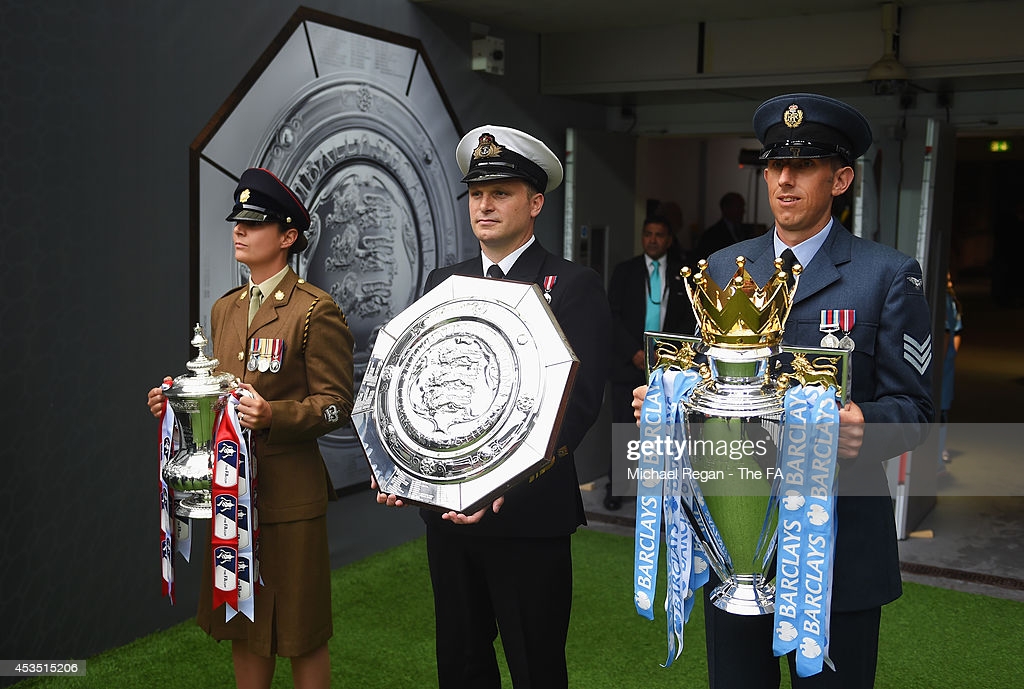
681, 256, 801, 348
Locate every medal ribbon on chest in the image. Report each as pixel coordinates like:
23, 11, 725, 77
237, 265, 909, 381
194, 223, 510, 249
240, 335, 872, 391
249, 338, 285, 373
837, 309, 856, 350
247, 338, 260, 371
542, 275, 557, 303
819, 310, 840, 348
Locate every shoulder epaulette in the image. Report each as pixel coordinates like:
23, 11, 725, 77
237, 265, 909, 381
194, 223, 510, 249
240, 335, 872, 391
223, 284, 247, 300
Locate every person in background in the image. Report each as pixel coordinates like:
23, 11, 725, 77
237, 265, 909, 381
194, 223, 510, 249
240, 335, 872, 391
939, 270, 963, 470
147, 168, 354, 689
376, 125, 611, 689
694, 191, 748, 262
605, 216, 696, 510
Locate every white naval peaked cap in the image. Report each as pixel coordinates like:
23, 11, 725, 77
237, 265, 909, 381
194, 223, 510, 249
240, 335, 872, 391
456, 125, 564, 193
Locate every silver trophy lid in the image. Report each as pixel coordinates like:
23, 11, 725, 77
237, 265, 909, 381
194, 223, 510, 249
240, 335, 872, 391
165, 323, 236, 399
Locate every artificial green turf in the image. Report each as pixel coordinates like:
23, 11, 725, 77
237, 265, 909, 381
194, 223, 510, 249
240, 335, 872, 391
15, 529, 1024, 687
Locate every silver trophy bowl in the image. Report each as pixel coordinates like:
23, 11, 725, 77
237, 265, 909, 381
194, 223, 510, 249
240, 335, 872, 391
162, 324, 237, 519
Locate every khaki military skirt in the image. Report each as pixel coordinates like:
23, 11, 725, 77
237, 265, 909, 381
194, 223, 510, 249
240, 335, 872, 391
196, 515, 332, 657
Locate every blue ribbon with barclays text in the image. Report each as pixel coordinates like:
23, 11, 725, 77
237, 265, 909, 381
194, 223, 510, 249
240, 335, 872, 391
634, 366, 710, 666
772, 385, 840, 677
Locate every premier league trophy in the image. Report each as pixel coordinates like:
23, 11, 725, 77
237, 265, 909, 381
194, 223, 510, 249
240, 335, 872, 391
675, 256, 801, 614
635, 256, 848, 672
161, 324, 237, 519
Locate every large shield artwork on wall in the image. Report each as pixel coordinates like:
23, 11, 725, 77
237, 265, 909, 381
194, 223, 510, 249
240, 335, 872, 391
353, 275, 579, 514
191, 9, 475, 489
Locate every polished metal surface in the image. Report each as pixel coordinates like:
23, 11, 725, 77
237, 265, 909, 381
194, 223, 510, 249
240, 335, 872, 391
645, 254, 804, 615
162, 324, 237, 519
354, 274, 578, 513
682, 342, 785, 615
686, 344, 785, 418
646, 333, 850, 615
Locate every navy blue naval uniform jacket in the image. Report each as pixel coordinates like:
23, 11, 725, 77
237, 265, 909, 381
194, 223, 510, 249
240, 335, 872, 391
706, 221, 934, 612
419, 239, 612, 539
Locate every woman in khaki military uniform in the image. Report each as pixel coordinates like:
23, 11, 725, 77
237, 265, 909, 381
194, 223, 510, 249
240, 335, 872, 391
148, 168, 354, 689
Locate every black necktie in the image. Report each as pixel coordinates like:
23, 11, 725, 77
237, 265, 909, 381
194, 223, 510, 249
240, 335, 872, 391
487, 264, 505, 280
780, 248, 797, 289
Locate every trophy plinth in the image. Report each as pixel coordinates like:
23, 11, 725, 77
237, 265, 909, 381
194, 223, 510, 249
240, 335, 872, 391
162, 324, 236, 519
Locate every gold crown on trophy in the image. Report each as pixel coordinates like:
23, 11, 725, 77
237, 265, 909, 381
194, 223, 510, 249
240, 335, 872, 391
682, 256, 801, 348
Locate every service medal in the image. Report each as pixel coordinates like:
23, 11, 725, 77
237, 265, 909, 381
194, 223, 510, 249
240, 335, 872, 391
258, 338, 271, 372
247, 338, 259, 371
819, 310, 840, 348
270, 339, 284, 373
837, 310, 856, 351
542, 275, 557, 303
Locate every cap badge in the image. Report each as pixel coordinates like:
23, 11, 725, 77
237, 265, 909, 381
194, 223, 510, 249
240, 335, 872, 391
783, 104, 804, 129
240, 189, 251, 202
472, 133, 504, 160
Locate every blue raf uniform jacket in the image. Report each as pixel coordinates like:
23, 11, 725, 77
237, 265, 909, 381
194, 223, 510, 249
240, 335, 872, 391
706, 221, 934, 612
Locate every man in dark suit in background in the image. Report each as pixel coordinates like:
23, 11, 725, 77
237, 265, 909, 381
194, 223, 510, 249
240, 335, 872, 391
604, 216, 697, 509
377, 125, 610, 689
694, 191, 748, 262
699, 94, 934, 688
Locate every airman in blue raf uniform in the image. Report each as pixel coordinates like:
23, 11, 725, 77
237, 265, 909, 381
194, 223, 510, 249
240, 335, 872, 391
632, 93, 933, 687
700, 94, 934, 687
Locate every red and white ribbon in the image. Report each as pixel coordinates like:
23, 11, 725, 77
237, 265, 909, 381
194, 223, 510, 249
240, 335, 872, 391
158, 394, 177, 604
211, 392, 259, 622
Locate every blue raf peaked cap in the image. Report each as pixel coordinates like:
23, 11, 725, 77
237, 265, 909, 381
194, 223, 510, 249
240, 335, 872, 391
226, 168, 310, 253
753, 93, 873, 163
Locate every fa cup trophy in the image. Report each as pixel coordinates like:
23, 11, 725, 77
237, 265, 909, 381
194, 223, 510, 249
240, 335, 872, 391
161, 324, 237, 518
